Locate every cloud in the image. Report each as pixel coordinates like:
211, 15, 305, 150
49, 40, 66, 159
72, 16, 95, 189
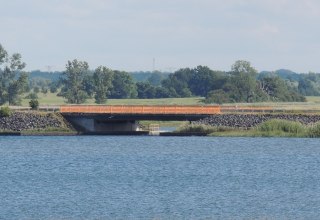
1, 0, 320, 72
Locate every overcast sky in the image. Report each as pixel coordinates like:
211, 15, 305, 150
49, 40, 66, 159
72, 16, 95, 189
1, 0, 320, 72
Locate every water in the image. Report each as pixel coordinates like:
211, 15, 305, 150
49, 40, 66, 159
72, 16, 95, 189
0, 136, 320, 219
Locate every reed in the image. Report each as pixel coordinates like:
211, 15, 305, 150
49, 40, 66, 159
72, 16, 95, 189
256, 119, 306, 134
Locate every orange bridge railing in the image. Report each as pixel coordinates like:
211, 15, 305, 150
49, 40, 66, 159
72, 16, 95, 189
60, 105, 222, 115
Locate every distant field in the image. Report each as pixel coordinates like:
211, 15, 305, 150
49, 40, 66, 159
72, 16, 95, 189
18, 93, 320, 111
21, 93, 204, 106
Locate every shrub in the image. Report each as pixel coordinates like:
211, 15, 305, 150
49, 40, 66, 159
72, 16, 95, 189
0, 106, 12, 117
29, 99, 39, 110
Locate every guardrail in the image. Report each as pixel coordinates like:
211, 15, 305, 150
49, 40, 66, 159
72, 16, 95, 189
221, 106, 273, 113
8, 106, 60, 112
6, 105, 320, 114
60, 105, 222, 115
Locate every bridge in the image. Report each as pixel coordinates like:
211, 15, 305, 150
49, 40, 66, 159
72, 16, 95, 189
60, 105, 221, 133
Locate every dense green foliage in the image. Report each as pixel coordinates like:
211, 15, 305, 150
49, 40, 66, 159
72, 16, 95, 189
45, 60, 310, 103
109, 71, 137, 99
0, 44, 28, 105
3, 42, 320, 105
29, 99, 39, 110
0, 106, 12, 117
93, 66, 113, 104
61, 60, 90, 104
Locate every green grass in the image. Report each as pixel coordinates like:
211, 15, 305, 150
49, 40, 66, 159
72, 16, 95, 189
21, 127, 77, 135
306, 96, 320, 103
21, 92, 204, 106
257, 119, 306, 134
139, 121, 187, 128
22, 92, 66, 106
177, 124, 235, 134
178, 119, 320, 138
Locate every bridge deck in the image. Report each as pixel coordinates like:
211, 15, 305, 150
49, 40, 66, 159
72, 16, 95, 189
60, 105, 221, 115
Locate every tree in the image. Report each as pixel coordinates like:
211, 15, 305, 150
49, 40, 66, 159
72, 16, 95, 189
0, 44, 28, 105
205, 89, 232, 104
109, 71, 137, 98
298, 73, 320, 96
136, 82, 156, 98
49, 81, 59, 93
154, 87, 171, 98
228, 60, 259, 102
93, 66, 114, 104
61, 59, 90, 104
161, 68, 193, 97
33, 86, 40, 93
260, 76, 305, 102
231, 60, 257, 76
189, 66, 227, 97
0, 44, 8, 64
147, 71, 164, 86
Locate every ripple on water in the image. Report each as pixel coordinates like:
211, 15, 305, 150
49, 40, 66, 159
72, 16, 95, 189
0, 136, 320, 219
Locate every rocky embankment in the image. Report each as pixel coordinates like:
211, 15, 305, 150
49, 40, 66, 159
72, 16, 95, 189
194, 114, 320, 129
0, 112, 70, 131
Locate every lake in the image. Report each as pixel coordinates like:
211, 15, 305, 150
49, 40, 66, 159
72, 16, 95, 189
0, 136, 320, 219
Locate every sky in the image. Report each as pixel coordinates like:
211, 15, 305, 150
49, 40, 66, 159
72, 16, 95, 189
1, 0, 320, 73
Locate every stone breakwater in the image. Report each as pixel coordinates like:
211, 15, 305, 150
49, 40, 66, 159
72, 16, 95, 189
0, 112, 68, 131
194, 114, 320, 129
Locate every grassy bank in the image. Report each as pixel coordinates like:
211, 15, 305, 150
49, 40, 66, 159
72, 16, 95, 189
177, 119, 320, 138
21, 127, 77, 135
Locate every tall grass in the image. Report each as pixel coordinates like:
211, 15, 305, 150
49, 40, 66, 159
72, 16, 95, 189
177, 124, 234, 134
307, 122, 320, 138
257, 119, 306, 134
257, 120, 320, 137
177, 119, 320, 138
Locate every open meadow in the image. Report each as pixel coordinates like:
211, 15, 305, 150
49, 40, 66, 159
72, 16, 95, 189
21, 92, 205, 106
19, 93, 320, 112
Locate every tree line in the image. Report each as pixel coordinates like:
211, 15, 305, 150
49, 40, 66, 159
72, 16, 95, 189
0, 43, 312, 106
30, 59, 308, 104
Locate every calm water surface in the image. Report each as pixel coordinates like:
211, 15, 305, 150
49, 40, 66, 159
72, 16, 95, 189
0, 136, 320, 219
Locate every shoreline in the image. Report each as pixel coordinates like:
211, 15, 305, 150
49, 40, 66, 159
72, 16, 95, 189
0, 130, 318, 138
1, 111, 320, 137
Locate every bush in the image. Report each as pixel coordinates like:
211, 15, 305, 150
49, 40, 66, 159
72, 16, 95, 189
29, 99, 39, 110
0, 106, 12, 117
